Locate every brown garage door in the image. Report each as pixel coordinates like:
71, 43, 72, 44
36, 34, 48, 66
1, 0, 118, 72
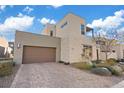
23, 46, 56, 64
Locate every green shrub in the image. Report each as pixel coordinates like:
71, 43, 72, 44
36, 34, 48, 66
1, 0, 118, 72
92, 60, 102, 64
118, 64, 124, 71
95, 58, 117, 68
12, 61, 16, 66
95, 62, 111, 68
72, 62, 93, 70
92, 63, 97, 68
106, 58, 117, 65
0, 62, 13, 77
107, 65, 123, 76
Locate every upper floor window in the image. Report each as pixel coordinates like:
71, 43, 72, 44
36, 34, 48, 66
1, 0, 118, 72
81, 24, 85, 35
50, 30, 53, 36
61, 21, 68, 29
96, 40, 105, 45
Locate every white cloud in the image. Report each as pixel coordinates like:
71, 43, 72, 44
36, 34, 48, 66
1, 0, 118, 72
0, 5, 6, 11
0, 15, 34, 32
17, 13, 23, 17
23, 6, 34, 14
51, 5, 63, 8
114, 10, 124, 17
40, 17, 56, 25
50, 19, 56, 24
117, 27, 124, 33
116, 27, 124, 42
40, 18, 50, 25
87, 10, 124, 29
87, 10, 124, 37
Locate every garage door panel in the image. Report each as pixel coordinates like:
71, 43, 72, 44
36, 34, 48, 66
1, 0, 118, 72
23, 46, 56, 64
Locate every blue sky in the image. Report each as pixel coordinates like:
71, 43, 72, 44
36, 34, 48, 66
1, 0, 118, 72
0, 5, 124, 41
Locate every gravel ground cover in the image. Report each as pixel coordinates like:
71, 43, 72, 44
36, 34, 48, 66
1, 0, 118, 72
0, 65, 20, 88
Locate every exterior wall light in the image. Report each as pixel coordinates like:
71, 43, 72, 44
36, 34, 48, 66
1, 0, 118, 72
17, 43, 21, 49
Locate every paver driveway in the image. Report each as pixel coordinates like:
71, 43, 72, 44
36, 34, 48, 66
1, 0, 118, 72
11, 63, 123, 88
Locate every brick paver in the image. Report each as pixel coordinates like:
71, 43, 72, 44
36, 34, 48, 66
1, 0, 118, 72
11, 63, 124, 88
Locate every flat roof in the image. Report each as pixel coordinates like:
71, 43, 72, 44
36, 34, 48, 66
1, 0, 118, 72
86, 26, 93, 32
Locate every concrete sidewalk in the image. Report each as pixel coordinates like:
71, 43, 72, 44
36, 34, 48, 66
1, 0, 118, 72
112, 81, 124, 88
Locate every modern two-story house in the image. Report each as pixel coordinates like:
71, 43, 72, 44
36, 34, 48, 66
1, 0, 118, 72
14, 13, 124, 64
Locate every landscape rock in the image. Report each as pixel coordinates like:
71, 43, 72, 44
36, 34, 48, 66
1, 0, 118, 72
91, 67, 112, 76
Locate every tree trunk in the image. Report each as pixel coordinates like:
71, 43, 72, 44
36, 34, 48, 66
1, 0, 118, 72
96, 49, 99, 60
105, 52, 108, 60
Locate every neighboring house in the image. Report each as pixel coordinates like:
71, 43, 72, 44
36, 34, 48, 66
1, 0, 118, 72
8, 42, 14, 58
14, 13, 124, 64
0, 37, 12, 58
114, 44, 124, 60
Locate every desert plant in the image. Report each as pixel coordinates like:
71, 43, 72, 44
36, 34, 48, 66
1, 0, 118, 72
118, 63, 124, 71
0, 62, 13, 77
107, 65, 123, 76
92, 60, 102, 64
71, 61, 93, 70
92, 63, 97, 68
106, 58, 117, 65
95, 62, 111, 67
12, 61, 16, 66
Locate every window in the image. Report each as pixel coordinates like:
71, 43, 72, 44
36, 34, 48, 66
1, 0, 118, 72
61, 22, 68, 28
81, 24, 85, 35
50, 30, 53, 36
96, 40, 105, 45
83, 45, 92, 57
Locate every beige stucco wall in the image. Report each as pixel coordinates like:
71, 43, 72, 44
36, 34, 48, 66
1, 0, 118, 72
55, 14, 71, 62
67, 14, 86, 63
98, 44, 124, 60
42, 23, 56, 36
56, 13, 97, 63
115, 44, 124, 59
14, 31, 61, 64
119, 45, 124, 59
100, 52, 117, 60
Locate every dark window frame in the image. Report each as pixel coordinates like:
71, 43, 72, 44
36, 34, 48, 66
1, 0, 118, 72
81, 24, 85, 35
50, 30, 53, 36
61, 21, 68, 29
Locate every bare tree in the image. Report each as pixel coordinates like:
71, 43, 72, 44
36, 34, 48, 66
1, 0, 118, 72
94, 28, 118, 60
